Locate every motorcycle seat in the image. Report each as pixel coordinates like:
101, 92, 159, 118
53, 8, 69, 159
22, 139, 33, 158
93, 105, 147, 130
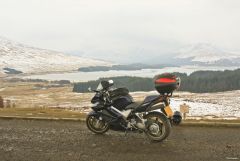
142, 95, 160, 104
125, 102, 142, 110
125, 95, 160, 110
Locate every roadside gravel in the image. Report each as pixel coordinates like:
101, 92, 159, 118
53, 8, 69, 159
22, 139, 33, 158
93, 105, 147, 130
0, 119, 239, 161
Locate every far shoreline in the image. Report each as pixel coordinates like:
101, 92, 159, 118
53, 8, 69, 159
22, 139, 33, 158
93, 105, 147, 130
11, 65, 240, 82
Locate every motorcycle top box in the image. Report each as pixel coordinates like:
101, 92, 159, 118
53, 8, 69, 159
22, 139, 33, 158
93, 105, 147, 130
154, 73, 180, 95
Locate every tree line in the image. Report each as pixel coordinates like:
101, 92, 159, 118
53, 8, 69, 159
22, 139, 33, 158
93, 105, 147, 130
73, 68, 240, 93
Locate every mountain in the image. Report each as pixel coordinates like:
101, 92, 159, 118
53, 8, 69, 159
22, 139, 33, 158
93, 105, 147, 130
175, 43, 240, 66
134, 43, 240, 66
0, 37, 111, 76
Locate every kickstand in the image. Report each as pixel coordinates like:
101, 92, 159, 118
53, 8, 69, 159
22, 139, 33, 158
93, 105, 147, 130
124, 130, 128, 137
124, 130, 127, 137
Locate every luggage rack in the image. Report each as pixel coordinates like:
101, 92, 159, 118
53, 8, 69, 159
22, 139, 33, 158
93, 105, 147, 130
159, 92, 173, 97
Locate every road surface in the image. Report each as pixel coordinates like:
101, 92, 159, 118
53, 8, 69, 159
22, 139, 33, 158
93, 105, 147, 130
0, 119, 239, 161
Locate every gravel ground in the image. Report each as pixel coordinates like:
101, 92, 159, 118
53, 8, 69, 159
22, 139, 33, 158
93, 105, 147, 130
0, 119, 239, 161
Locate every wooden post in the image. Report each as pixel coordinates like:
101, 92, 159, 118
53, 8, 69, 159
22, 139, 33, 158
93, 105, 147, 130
6, 100, 11, 108
180, 103, 190, 120
0, 96, 3, 108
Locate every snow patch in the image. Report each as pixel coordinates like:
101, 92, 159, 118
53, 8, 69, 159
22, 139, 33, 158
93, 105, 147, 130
0, 37, 111, 74
131, 90, 240, 118
176, 43, 240, 63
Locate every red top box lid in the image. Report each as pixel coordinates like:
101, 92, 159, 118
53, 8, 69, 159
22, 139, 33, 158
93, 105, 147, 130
155, 78, 177, 84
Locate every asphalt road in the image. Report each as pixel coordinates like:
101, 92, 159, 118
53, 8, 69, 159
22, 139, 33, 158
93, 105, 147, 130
0, 119, 239, 161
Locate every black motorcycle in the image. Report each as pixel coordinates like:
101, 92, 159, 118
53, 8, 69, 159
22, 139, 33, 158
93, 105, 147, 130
86, 74, 181, 142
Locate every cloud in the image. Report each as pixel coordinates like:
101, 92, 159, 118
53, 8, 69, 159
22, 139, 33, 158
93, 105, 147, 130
0, 0, 240, 62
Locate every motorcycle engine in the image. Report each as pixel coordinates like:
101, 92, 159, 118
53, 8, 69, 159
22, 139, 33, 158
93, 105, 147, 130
130, 116, 146, 130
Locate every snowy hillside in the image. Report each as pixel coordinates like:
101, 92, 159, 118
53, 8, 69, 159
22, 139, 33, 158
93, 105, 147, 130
0, 36, 111, 75
175, 43, 240, 65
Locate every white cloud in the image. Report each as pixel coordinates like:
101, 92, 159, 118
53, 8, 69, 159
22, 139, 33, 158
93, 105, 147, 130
0, 0, 240, 62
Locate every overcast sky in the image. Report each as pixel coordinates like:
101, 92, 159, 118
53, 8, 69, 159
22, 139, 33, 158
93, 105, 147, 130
0, 0, 240, 62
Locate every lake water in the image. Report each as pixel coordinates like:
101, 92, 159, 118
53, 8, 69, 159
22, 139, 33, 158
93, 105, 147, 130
22, 66, 239, 82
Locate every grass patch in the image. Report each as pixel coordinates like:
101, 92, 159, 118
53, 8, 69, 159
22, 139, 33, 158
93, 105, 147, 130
0, 107, 86, 119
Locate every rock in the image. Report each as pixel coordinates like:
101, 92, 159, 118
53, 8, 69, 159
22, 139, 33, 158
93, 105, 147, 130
91, 143, 97, 147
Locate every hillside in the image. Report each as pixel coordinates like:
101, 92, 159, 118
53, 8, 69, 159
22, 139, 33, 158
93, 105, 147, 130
175, 43, 240, 66
0, 36, 111, 75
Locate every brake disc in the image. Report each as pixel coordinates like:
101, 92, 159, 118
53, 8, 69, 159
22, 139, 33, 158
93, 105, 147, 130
149, 123, 160, 135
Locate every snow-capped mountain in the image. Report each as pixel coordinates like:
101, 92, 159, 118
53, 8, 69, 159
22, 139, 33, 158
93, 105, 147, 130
175, 43, 240, 65
0, 36, 111, 75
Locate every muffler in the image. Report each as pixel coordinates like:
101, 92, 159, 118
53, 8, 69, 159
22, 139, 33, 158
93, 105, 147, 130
172, 111, 182, 125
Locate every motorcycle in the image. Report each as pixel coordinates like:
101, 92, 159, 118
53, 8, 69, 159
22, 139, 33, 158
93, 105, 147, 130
86, 73, 182, 142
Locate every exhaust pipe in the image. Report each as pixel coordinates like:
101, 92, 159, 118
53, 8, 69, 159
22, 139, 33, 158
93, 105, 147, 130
172, 111, 182, 125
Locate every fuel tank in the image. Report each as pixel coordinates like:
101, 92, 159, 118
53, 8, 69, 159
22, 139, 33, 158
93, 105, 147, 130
109, 88, 133, 111
112, 95, 133, 111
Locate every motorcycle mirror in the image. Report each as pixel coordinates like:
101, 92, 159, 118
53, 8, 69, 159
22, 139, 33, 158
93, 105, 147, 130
108, 80, 114, 85
88, 87, 92, 92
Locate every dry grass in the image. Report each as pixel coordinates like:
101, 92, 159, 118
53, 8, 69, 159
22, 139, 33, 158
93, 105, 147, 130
0, 81, 93, 110
0, 107, 86, 119
0, 81, 92, 119
0, 80, 143, 111
184, 119, 240, 123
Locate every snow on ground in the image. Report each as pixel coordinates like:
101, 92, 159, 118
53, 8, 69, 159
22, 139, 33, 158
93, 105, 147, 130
131, 90, 240, 119
170, 99, 239, 118
0, 36, 111, 75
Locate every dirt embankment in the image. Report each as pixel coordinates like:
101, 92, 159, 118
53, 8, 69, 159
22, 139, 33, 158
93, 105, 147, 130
0, 119, 239, 161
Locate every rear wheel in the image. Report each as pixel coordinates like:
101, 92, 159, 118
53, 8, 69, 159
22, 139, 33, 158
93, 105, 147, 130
86, 115, 109, 134
144, 112, 171, 142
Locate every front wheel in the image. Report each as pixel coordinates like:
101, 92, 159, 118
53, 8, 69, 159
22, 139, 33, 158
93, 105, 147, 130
86, 114, 109, 134
144, 112, 171, 142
